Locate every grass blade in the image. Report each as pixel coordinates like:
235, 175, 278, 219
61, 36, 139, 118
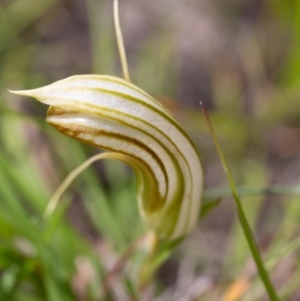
200, 102, 280, 301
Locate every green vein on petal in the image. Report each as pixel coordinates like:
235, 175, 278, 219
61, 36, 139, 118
10, 75, 204, 240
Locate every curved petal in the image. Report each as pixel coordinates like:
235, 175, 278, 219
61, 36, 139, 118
10, 75, 204, 240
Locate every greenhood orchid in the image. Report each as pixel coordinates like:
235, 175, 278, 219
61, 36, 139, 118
11, 75, 203, 240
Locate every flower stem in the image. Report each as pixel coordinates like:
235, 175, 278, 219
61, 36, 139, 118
200, 102, 280, 301
113, 0, 131, 82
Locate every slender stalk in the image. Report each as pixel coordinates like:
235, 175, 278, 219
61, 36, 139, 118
200, 102, 280, 301
113, 0, 131, 82
44, 152, 115, 219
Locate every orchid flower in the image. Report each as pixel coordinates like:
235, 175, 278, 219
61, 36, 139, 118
10, 75, 203, 240
10, 0, 203, 241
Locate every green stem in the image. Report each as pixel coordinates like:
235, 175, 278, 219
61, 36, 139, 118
200, 102, 280, 301
113, 0, 131, 82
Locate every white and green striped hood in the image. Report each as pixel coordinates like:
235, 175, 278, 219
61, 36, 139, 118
12, 75, 204, 240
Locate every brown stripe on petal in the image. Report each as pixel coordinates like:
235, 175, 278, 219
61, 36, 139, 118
47, 106, 81, 117
48, 118, 168, 212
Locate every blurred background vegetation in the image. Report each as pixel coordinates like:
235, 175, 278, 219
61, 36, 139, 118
1, 0, 300, 300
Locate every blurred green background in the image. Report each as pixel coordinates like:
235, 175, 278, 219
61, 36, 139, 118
1, 0, 300, 300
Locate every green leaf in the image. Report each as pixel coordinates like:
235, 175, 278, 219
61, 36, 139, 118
199, 197, 222, 219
